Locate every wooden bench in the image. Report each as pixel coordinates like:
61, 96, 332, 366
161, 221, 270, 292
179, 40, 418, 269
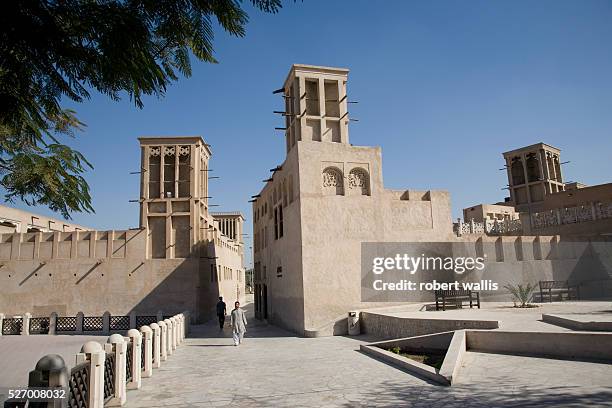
539, 280, 580, 303
434, 289, 480, 311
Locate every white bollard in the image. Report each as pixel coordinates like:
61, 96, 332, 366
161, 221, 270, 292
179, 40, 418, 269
104, 334, 127, 406
126, 329, 142, 389
171, 317, 178, 350
158, 321, 168, 361
0, 313, 4, 337
177, 315, 183, 344
140, 326, 153, 378
76, 341, 105, 408
150, 323, 161, 368
163, 319, 173, 356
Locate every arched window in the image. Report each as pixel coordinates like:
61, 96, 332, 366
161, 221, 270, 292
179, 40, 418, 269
348, 168, 370, 195
322, 167, 344, 195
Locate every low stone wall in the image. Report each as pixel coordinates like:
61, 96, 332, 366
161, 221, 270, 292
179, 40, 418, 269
0, 311, 179, 336
467, 330, 612, 361
360, 312, 499, 341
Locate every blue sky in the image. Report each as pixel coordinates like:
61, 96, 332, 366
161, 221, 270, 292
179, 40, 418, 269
5, 0, 612, 266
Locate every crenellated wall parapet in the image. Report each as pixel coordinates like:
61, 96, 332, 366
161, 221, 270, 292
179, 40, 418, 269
0, 229, 145, 261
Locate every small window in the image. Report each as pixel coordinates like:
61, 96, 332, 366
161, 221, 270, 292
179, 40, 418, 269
277, 266, 283, 278
305, 79, 320, 115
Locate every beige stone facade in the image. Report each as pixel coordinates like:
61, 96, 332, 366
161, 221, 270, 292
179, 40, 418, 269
251, 66, 612, 337
0, 204, 90, 234
523, 182, 612, 236
468, 142, 612, 237
463, 203, 518, 223
252, 65, 454, 335
0, 136, 245, 322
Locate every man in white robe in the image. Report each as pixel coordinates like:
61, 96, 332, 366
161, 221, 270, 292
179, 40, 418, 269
230, 301, 247, 346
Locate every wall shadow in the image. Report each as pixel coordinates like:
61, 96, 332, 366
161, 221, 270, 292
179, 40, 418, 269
127, 243, 221, 324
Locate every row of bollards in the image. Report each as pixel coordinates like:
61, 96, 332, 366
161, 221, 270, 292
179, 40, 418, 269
4, 312, 189, 408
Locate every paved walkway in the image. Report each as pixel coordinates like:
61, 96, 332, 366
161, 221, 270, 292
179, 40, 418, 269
125, 304, 612, 408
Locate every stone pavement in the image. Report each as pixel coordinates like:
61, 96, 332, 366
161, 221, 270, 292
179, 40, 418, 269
0, 333, 108, 403
124, 303, 612, 408
364, 300, 612, 332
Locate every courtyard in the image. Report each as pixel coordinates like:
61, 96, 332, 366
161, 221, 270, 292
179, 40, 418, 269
2, 298, 612, 407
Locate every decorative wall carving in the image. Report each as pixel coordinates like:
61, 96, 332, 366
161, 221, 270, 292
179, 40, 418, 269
454, 219, 522, 236
149, 147, 161, 157
322, 167, 344, 195
162, 146, 175, 156
178, 146, 190, 156
530, 201, 612, 230
348, 168, 370, 195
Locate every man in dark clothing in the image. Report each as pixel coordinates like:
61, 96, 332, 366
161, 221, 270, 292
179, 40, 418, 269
216, 297, 227, 329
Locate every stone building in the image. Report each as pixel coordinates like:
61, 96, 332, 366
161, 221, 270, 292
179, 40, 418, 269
523, 182, 612, 236
0, 204, 90, 233
463, 203, 519, 223
251, 65, 454, 336
503, 143, 565, 213
0, 136, 245, 322
465, 142, 612, 237
252, 66, 612, 337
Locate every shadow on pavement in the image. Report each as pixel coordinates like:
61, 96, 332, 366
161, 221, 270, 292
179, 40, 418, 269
188, 300, 297, 339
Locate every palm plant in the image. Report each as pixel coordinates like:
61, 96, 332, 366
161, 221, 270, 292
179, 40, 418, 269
504, 282, 536, 307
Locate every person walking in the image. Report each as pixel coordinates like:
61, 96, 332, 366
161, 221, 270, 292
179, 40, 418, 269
216, 297, 227, 330
230, 301, 247, 346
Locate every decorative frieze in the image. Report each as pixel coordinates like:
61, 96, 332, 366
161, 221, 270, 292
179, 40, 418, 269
531, 201, 612, 230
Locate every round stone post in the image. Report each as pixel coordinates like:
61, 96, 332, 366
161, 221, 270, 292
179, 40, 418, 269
28, 354, 68, 392
170, 317, 178, 350
158, 321, 168, 361
150, 323, 161, 368
0, 313, 4, 337
127, 329, 142, 389
140, 326, 153, 378
164, 319, 173, 356
104, 334, 127, 406
177, 315, 183, 343
21, 312, 31, 335
76, 341, 105, 408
